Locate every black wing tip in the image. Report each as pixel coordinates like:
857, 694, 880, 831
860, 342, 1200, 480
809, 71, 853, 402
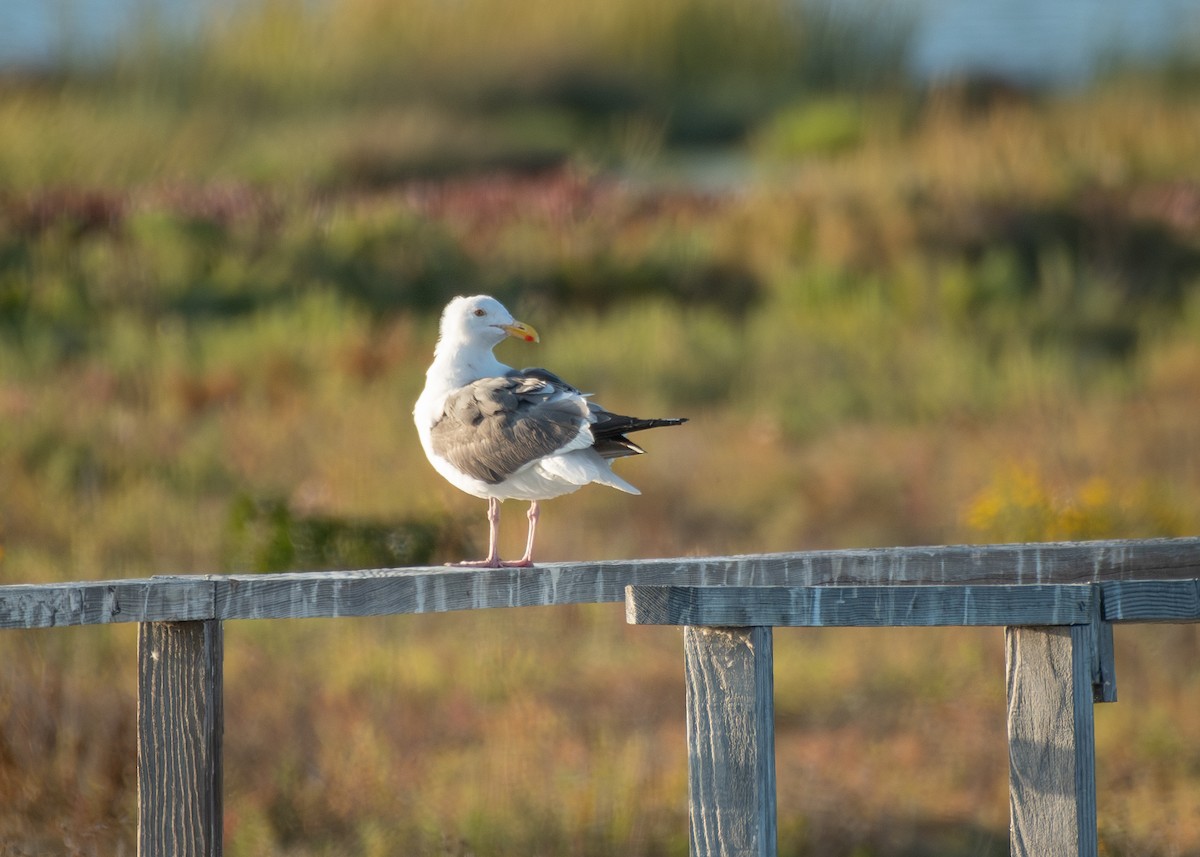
626, 416, 688, 432
592, 417, 685, 459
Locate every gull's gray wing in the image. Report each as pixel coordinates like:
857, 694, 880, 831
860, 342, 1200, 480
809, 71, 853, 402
430, 373, 590, 484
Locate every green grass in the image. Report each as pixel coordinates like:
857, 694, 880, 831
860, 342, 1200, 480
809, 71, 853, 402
2, 3, 1200, 853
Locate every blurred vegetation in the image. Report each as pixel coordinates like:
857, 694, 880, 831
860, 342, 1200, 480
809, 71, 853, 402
223, 492, 469, 572
2, 0, 1200, 855
0, 0, 912, 188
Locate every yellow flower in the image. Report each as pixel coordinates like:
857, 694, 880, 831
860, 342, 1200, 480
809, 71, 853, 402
964, 464, 1185, 543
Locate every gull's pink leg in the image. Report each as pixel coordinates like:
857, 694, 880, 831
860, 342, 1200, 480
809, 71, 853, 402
503, 500, 539, 568
450, 497, 504, 568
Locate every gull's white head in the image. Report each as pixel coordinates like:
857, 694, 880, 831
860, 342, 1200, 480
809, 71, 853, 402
438, 295, 540, 352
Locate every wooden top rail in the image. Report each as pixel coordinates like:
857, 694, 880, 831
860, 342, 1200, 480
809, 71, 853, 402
3, 537, 1199, 630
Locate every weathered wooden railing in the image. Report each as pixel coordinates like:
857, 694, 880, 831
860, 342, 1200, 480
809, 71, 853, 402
3, 537, 1200, 857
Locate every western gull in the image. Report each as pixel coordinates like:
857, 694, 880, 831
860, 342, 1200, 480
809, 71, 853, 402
414, 295, 687, 568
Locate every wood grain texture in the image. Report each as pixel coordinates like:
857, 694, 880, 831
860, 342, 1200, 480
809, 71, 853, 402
626, 584, 1095, 627
1006, 625, 1097, 857
0, 577, 213, 629
685, 626, 777, 857
1100, 578, 1200, 623
2, 538, 1198, 628
138, 621, 224, 857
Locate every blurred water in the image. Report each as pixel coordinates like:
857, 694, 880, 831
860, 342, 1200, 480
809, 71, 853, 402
1, 0, 1198, 82
911, 0, 1200, 83
1, 0, 231, 66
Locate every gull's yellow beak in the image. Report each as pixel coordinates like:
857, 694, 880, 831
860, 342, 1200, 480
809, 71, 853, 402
502, 320, 540, 343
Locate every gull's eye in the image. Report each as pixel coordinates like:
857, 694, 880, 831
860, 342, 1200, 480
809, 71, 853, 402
473, 308, 486, 317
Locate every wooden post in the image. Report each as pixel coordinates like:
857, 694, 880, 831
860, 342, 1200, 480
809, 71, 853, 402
138, 620, 224, 857
684, 626, 777, 857
1005, 625, 1097, 857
